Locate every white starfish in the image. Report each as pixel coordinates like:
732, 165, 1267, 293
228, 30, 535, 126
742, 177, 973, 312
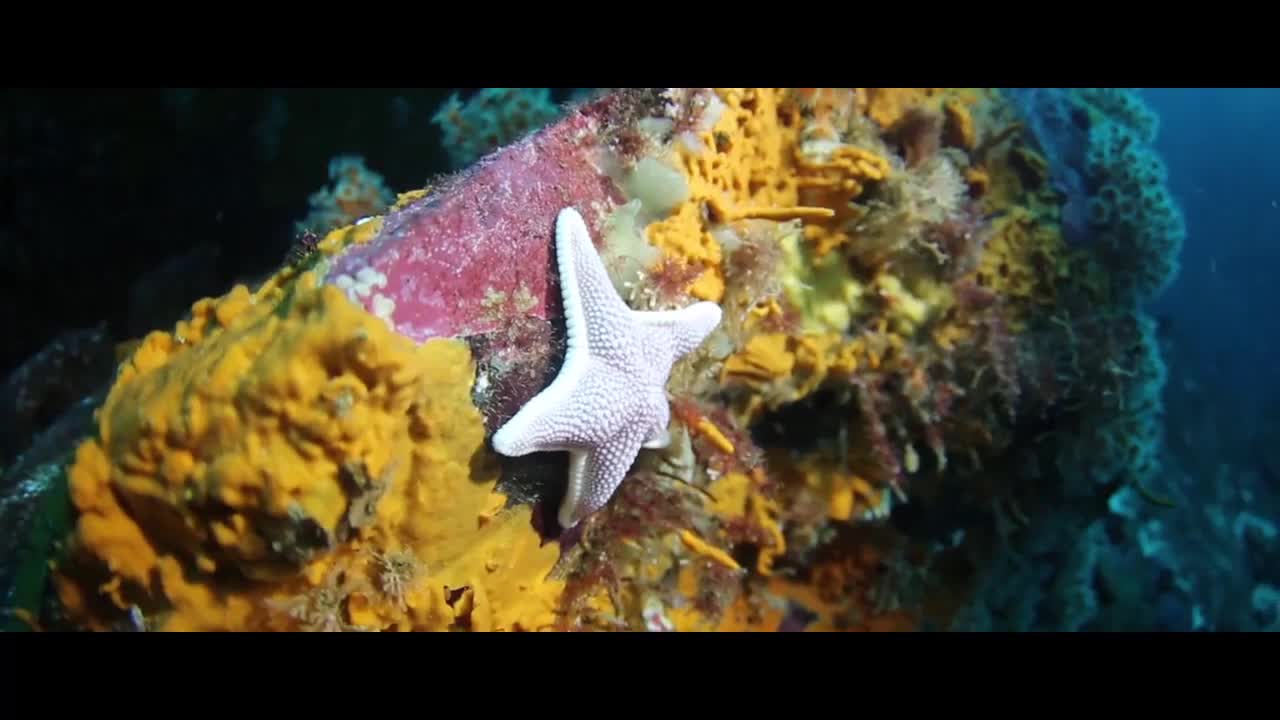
491, 206, 723, 529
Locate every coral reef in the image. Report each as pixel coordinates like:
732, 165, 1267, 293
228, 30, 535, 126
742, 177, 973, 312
8, 88, 1186, 632
296, 155, 396, 234
431, 88, 563, 169
1007, 88, 1184, 301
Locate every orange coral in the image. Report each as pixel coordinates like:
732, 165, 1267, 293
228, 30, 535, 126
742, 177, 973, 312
645, 89, 805, 302
792, 88, 866, 141
57, 265, 562, 631
795, 144, 892, 256
714, 534, 915, 632
864, 88, 947, 129
965, 166, 991, 196
976, 206, 1065, 324
943, 100, 977, 150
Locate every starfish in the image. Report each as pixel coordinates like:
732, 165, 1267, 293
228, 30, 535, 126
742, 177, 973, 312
491, 206, 723, 529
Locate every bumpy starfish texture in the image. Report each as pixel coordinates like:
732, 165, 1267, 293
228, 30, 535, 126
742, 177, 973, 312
491, 207, 722, 529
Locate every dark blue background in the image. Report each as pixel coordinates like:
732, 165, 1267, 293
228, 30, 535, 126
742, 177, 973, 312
1147, 88, 1279, 425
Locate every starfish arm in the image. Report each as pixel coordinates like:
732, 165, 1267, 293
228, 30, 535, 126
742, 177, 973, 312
635, 301, 723, 357
491, 358, 588, 456
641, 386, 671, 448
556, 206, 637, 365
558, 427, 648, 529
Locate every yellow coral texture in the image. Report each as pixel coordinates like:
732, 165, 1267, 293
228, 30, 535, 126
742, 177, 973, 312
60, 262, 561, 631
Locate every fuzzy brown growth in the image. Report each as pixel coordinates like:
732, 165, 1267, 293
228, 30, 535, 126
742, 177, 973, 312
723, 514, 772, 548
609, 127, 652, 168
710, 407, 765, 476
925, 204, 994, 279
757, 297, 805, 336
556, 471, 703, 630
469, 315, 560, 435
608, 470, 701, 541
693, 561, 742, 619
854, 379, 904, 490
669, 397, 766, 478
267, 562, 371, 632
980, 312, 1022, 419
372, 548, 422, 609
723, 222, 785, 306
893, 107, 943, 169
336, 459, 392, 541
557, 553, 624, 631
953, 279, 1000, 313
593, 88, 679, 168
648, 256, 706, 307
286, 229, 321, 267
664, 88, 715, 138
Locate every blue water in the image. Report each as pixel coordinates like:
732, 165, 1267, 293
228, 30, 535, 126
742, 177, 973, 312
1129, 89, 1279, 630
1147, 88, 1280, 426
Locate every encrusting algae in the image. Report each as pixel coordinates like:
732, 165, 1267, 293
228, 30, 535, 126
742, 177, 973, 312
46, 88, 1112, 632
